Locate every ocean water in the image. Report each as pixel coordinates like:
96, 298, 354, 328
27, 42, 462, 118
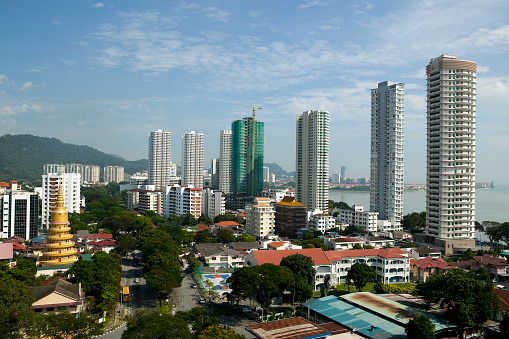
329, 185, 509, 224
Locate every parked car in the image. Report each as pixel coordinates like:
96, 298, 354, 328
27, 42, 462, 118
242, 307, 251, 313
134, 278, 140, 283
199, 298, 206, 304
191, 283, 197, 289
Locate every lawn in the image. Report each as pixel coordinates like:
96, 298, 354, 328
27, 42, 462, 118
313, 282, 414, 296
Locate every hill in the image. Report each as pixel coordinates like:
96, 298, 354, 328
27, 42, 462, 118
263, 163, 293, 178
0, 134, 148, 182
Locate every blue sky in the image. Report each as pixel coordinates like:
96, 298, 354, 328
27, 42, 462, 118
1, 0, 509, 184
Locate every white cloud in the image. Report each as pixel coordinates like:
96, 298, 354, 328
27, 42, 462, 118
18, 81, 45, 92
299, 0, 336, 9
51, 20, 62, 26
203, 7, 231, 23
92, 3, 105, 8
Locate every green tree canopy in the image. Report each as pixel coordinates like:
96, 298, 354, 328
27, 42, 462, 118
122, 310, 193, 339
346, 263, 376, 291
0, 277, 34, 338
405, 314, 436, 339
280, 253, 316, 302
402, 212, 426, 230
216, 229, 237, 244
27, 311, 102, 339
238, 233, 256, 242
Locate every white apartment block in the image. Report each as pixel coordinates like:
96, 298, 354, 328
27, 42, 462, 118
245, 197, 275, 239
148, 129, 172, 189
308, 211, 336, 234
1, 189, 39, 240
162, 184, 202, 219
202, 188, 225, 219
138, 189, 163, 215
43, 164, 66, 174
263, 188, 294, 204
41, 172, 81, 228
296, 110, 329, 212
181, 131, 204, 188
337, 205, 378, 232
104, 166, 124, 183
426, 55, 477, 240
326, 249, 411, 284
370, 81, 405, 228
263, 166, 270, 182
219, 130, 232, 194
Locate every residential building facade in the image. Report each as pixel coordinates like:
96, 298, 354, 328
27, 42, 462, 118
104, 166, 124, 183
245, 197, 275, 239
162, 184, 202, 218
41, 173, 81, 228
148, 129, 172, 189
202, 188, 225, 219
370, 81, 405, 228
296, 110, 329, 212
231, 117, 264, 196
219, 130, 232, 194
425, 55, 477, 240
0, 189, 39, 240
274, 196, 307, 238
337, 205, 378, 232
181, 131, 204, 188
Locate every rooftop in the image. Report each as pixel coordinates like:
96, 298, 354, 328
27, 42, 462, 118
251, 248, 330, 265
325, 248, 406, 261
245, 316, 332, 339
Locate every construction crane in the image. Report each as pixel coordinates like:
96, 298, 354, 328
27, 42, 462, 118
231, 103, 262, 196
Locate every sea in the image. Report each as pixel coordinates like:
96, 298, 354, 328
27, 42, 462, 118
329, 185, 509, 241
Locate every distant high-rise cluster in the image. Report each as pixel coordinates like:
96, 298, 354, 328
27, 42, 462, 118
370, 81, 405, 229
295, 110, 329, 212
104, 166, 125, 183
219, 130, 232, 194
425, 55, 477, 240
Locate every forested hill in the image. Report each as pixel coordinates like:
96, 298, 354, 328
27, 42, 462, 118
263, 162, 293, 178
0, 134, 147, 182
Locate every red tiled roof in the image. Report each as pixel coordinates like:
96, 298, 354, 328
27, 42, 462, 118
268, 241, 287, 248
325, 248, 405, 261
412, 257, 454, 270
195, 223, 212, 231
88, 240, 118, 247
41, 276, 71, 286
252, 248, 330, 265
10, 242, 24, 250
215, 221, 239, 227
332, 237, 362, 243
494, 289, 509, 311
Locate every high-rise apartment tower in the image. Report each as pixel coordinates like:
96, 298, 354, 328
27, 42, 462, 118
370, 81, 405, 228
148, 129, 172, 189
181, 131, 204, 188
231, 118, 264, 196
426, 55, 476, 239
296, 110, 329, 212
219, 130, 232, 194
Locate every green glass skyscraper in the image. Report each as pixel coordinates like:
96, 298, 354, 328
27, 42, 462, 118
231, 117, 264, 196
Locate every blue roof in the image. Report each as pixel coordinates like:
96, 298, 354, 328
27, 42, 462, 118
31, 234, 47, 243
302, 293, 455, 339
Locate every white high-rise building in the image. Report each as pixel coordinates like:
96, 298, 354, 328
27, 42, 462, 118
370, 81, 405, 229
263, 166, 270, 182
245, 197, 275, 239
41, 172, 81, 228
295, 110, 330, 211
148, 129, 172, 189
181, 131, 204, 188
202, 188, 225, 219
219, 130, 232, 194
1, 187, 39, 240
104, 166, 125, 183
162, 184, 202, 218
426, 55, 477, 240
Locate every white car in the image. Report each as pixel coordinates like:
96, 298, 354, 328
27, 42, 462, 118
199, 298, 206, 304
134, 278, 140, 283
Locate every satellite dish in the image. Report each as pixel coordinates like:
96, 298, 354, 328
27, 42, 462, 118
352, 327, 359, 332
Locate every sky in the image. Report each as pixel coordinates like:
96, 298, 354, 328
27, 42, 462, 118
1, 0, 509, 185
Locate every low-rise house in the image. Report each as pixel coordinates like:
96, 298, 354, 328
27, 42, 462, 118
228, 241, 260, 254
192, 243, 244, 268
213, 221, 240, 229
29, 278, 84, 314
493, 289, 509, 321
321, 236, 363, 251
0, 242, 14, 267
411, 257, 454, 282
326, 248, 411, 284
212, 226, 245, 238
244, 248, 331, 290
408, 247, 442, 260
393, 231, 413, 242
365, 236, 395, 249
83, 232, 113, 244
451, 254, 509, 282
308, 212, 335, 234
266, 241, 302, 250
86, 239, 118, 253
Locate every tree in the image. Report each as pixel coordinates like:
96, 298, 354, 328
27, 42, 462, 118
345, 263, 376, 291
216, 229, 236, 244
195, 229, 212, 243
198, 214, 214, 226
183, 255, 200, 273
416, 268, 498, 326
405, 314, 436, 339
352, 243, 363, 250
0, 278, 34, 338
238, 234, 256, 242
198, 325, 245, 339
116, 234, 137, 254
175, 307, 218, 337
122, 310, 193, 339
461, 248, 475, 261
280, 254, 316, 303
500, 312, 509, 336
227, 264, 294, 310
402, 212, 426, 230
27, 311, 102, 339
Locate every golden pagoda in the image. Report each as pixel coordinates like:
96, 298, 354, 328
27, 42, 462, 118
40, 186, 77, 266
